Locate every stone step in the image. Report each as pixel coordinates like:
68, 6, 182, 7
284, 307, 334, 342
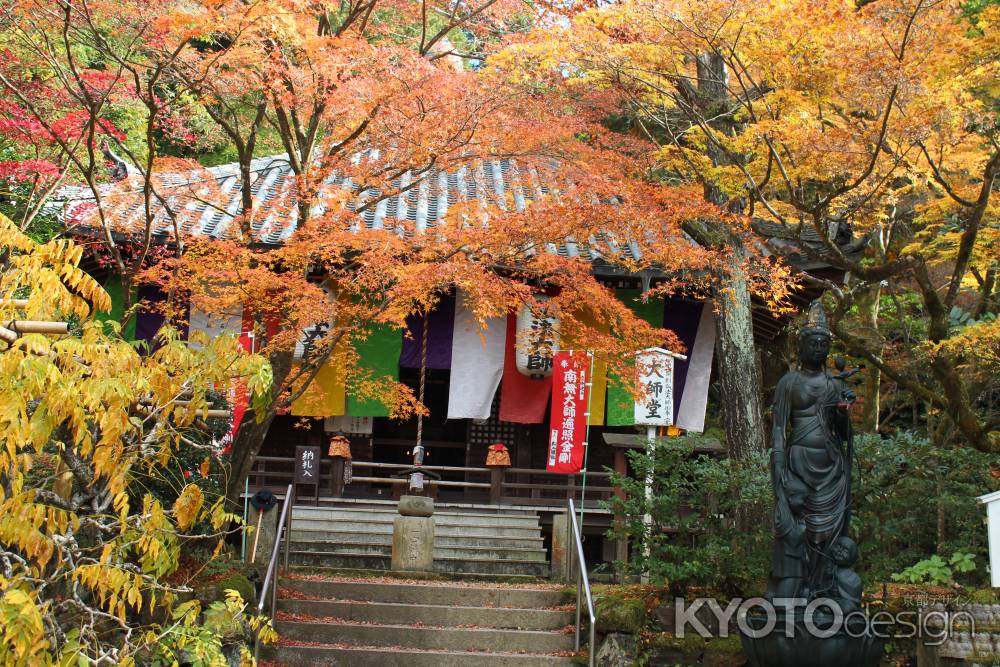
294, 500, 539, 516
291, 517, 542, 538
263, 644, 578, 666
274, 618, 576, 653
293, 504, 538, 518
291, 508, 541, 529
280, 578, 571, 608
289, 528, 545, 549
289, 550, 551, 577
287, 566, 546, 583
289, 540, 547, 562
276, 599, 573, 630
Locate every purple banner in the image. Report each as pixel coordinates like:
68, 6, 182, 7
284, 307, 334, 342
135, 284, 189, 353
661, 298, 704, 417
400, 293, 455, 370
135, 284, 166, 354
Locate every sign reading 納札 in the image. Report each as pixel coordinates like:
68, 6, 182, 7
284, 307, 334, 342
634, 348, 674, 427
295, 445, 322, 484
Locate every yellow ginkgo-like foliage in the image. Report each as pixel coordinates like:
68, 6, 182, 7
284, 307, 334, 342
492, 0, 999, 452
0, 214, 274, 665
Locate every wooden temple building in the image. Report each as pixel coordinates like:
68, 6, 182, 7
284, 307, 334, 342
58, 153, 857, 574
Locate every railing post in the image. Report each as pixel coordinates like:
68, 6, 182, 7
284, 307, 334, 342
330, 458, 345, 498
575, 557, 582, 653
282, 487, 293, 574
489, 467, 503, 505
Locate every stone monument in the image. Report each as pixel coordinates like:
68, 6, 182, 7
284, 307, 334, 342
741, 300, 882, 666
391, 494, 435, 573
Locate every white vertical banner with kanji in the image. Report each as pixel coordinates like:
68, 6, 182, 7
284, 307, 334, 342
634, 348, 674, 427
515, 297, 560, 378
546, 351, 589, 474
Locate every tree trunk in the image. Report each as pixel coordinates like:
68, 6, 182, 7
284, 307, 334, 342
692, 51, 767, 459
855, 281, 881, 432
713, 245, 766, 458
225, 349, 294, 509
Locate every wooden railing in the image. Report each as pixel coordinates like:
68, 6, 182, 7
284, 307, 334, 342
247, 456, 615, 507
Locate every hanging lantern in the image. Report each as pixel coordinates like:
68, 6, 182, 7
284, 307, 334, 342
486, 443, 512, 467
328, 435, 352, 459
515, 297, 559, 379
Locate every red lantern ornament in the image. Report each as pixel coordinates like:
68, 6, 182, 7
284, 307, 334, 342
486, 443, 512, 468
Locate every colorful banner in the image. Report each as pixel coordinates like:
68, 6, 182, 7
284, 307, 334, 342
514, 297, 559, 378
499, 313, 552, 423
135, 283, 166, 349
675, 302, 716, 433
574, 308, 608, 426
607, 289, 664, 426
634, 348, 674, 426
188, 302, 242, 348
400, 294, 455, 369
291, 362, 346, 417
220, 311, 254, 454
446, 290, 507, 420
346, 323, 402, 417
546, 352, 589, 474
96, 276, 137, 339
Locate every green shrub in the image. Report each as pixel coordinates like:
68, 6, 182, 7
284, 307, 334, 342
604, 433, 772, 596
852, 430, 997, 586
891, 552, 977, 586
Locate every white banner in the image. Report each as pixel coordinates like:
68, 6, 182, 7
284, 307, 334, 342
189, 304, 242, 348
447, 290, 507, 420
514, 297, 559, 378
675, 304, 716, 433
294, 284, 336, 360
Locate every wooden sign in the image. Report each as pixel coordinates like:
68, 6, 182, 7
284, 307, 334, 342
295, 446, 321, 484
634, 348, 674, 426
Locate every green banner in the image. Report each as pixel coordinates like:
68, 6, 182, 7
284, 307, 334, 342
606, 288, 664, 426
346, 323, 403, 417
95, 276, 136, 340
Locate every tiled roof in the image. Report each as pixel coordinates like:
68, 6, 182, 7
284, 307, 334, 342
55, 153, 632, 261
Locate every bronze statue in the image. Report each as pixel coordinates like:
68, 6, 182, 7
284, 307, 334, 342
742, 301, 882, 667
770, 300, 857, 599
766, 476, 809, 601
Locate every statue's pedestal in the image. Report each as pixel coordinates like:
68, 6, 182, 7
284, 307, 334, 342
740, 609, 883, 667
391, 495, 435, 573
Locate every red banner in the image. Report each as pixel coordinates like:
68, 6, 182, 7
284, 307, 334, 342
546, 352, 590, 473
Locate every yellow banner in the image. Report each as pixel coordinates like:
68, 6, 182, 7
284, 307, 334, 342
290, 362, 346, 417
575, 309, 608, 426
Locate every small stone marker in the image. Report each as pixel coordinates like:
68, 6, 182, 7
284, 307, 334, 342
391, 495, 435, 573
978, 490, 1000, 587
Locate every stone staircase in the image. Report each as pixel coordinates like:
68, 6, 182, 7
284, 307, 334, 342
262, 575, 580, 666
287, 503, 550, 577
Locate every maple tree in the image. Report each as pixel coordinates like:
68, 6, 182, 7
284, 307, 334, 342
0, 212, 273, 664
0, 0, 795, 508
496, 0, 1000, 452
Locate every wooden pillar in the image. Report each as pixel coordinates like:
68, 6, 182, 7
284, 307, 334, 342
613, 448, 629, 572
330, 459, 345, 498
490, 467, 504, 505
